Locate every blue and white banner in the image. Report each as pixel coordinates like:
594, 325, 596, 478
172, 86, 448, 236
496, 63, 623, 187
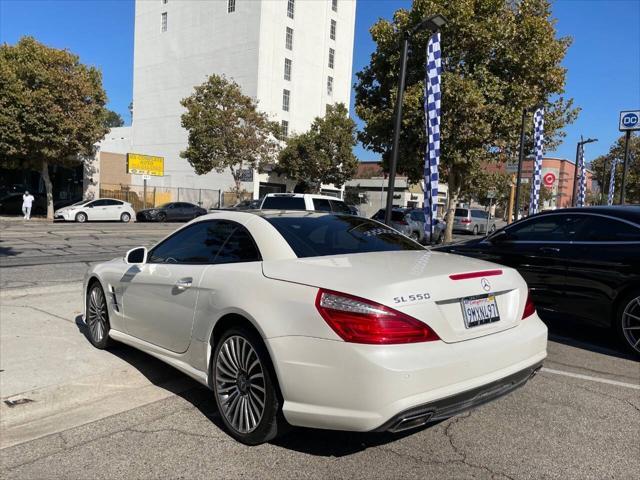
423, 32, 442, 242
607, 159, 618, 206
577, 145, 586, 207
528, 108, 545, 215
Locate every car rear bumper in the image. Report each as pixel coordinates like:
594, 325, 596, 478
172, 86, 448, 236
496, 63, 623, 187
453, 223, 472, 232
266, 314, 547, 432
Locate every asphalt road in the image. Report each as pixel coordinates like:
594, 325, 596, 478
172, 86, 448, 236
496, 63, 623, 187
1, 218, 638, 480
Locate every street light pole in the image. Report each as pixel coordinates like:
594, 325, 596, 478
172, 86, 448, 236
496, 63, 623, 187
513, 108, 528, 221
571, 136, 598, 207
384, 14, 448, 226
620, 130, 631, 204
384, 35, 409, 225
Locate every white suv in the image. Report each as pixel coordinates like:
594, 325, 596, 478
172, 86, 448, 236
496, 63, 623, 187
260, 193, 353, 214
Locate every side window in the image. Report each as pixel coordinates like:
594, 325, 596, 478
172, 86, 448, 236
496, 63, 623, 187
214, 226, 261, 264
313, 198, 332, 212
148, 221, 235, 264
575, 216, 640, 242
410, 210, 424, 222
102, 199, 121, 206
329, 200, 351, 214
372, 210, 384, 221
91, 199, 108, 207
507, 215, 586, 241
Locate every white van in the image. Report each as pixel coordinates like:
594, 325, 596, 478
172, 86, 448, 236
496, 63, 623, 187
260, 193, 353, 214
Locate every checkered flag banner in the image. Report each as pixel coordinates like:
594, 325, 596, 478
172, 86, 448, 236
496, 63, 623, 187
577, 144, 587, 207
528, 108, 545, 215
423, 32, 442, 242
607, 159, 618, 206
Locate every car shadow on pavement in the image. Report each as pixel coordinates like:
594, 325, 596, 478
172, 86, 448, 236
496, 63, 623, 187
544, 318, 637, 361
73, 314, 442, 455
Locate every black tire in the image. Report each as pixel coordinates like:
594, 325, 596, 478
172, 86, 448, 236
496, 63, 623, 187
472, 225, 479, 235
157, 212, 167, 222
616, 289, 640, 356
85, 282, 112, 349
76, 212, 88, 223
212, 326, 285, 445
410, 231, 420, 242
120, 212, 131, 223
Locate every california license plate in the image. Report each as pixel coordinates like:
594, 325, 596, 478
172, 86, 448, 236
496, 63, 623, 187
461, 294, 500, 328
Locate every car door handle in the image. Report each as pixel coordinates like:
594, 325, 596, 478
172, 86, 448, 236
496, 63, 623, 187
539, 247, 560, 253
175, 278, 193, 290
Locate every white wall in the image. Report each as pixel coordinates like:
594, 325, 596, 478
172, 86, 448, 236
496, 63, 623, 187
131, 0, 356, 192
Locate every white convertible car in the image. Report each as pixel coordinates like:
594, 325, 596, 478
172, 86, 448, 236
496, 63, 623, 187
83, 211, 547, 444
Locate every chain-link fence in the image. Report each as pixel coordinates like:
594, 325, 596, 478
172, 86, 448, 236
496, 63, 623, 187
99, 184, 227, 211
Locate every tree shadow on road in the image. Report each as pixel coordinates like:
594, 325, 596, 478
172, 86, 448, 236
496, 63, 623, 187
72, 313, 440, 456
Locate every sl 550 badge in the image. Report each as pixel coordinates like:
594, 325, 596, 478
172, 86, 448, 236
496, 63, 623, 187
393, 293, 431, 305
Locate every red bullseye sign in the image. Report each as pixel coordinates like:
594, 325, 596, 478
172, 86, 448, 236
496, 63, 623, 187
543, 172, 556, 187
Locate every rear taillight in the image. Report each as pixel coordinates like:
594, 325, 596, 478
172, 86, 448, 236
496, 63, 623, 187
461, 218, 472, 224
315, 289, 439, 344
522, 291, 535, 319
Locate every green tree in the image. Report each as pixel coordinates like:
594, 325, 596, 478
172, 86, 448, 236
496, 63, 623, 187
590, 133, 639, 204
277, 103, 358, 192
180, 74, 280, 196
0, 36, 109, 219
104, 110, 124, 128
355, 0, 578, 241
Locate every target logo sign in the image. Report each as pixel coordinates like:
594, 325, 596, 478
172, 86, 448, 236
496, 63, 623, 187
543, 172, 556, 187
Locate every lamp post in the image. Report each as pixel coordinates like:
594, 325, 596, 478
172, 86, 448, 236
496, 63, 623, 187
384, 14, 448, 226
513, 106, 542, 221
571, 136, 597, 207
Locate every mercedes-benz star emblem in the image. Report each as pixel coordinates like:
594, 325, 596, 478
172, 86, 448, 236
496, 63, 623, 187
481, 278, 491, 292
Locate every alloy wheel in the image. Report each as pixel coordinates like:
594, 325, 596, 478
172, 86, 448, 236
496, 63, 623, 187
87, 286, 107, 343
621, 295, 640, 354
215, 335, 266, 434
121, 212, 131, 223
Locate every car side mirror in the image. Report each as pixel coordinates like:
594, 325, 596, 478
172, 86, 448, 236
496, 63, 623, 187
125, 247, 147, 264
488, 230, 508, 244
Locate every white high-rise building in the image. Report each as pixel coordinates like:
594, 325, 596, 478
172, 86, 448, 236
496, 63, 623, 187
131, 0, 357, 197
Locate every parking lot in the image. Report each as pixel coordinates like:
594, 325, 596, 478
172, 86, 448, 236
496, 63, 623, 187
1, 219, 638, 479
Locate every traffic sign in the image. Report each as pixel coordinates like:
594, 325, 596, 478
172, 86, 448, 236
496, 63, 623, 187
619, 110, 640, 131
543, 172, 556, 187
506, 161, 518, 174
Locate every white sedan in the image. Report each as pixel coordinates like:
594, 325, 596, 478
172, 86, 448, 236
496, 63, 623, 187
55, 198, 135, 223
83, 211, 547, 444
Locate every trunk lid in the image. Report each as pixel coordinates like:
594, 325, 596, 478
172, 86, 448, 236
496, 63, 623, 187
262, 250, 528, 343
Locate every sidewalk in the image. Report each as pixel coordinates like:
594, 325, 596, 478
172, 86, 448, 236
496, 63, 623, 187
0, 284, 195, 449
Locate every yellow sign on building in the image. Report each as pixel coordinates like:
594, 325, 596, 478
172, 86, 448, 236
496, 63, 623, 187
126, 153, 164, 176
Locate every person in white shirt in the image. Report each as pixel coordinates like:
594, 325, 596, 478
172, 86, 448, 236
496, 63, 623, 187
22, 191, 35, 220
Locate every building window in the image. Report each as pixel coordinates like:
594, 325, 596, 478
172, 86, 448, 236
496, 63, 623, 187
327, 76, 333, 96
332, 0, 337, 12
284, 58, 292, 81
287, 0, 294, 19
328, 48, 335, 69
285, 27, 293, 50
330, 19, 336, 40
228, 0, 235, 13
282, 89, 290, 111
281, 120, 289, 139
161, 12, 167, 32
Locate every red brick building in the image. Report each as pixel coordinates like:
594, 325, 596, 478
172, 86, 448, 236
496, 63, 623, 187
488, 157, 595, 209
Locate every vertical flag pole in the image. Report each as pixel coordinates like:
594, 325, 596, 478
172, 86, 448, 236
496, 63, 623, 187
423, 32, 442, 244
607, 159, 618, 206
528, 108, 545, 216
577, 144, 586, 207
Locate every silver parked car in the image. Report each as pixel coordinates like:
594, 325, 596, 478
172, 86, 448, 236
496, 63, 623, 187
371, 208, 421, 241
452, 208, 496, 235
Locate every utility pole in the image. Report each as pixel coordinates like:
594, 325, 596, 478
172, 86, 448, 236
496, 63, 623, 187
620, 130, 631, 204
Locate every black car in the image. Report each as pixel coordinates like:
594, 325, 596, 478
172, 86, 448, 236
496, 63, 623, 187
435, 206, 640, 355
136, 202, 207, 222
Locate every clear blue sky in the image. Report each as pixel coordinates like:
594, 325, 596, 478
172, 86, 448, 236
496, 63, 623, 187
1, 0, 639, 164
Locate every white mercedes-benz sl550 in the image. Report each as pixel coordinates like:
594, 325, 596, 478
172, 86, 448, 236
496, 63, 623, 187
83, 210, 547, 444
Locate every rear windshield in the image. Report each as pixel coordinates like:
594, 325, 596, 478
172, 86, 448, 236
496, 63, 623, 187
262, 196, 306, 210
266, 215, 424, 258
454, 208, 469, 217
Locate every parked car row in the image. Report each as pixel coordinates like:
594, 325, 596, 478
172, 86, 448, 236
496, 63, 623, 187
371, 208, 446, 244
